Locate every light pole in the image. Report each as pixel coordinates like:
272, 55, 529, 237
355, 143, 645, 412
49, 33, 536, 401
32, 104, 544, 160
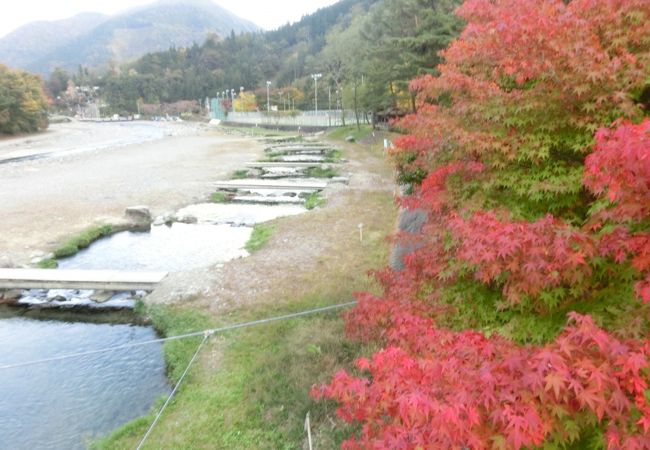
240, 86, 244, 111
327, 86, 332, 126
266, 81, 271, 113
231, 89, 235, 112
311, 73, 322, 117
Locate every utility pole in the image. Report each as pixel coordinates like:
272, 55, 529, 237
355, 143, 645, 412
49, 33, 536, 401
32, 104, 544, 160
266, 81, 271, 112
311, 73, 322, 118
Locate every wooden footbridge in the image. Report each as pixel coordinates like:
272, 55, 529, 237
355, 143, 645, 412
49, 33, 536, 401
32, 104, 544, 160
0, 269, 167, 291
213, 179, 327, 192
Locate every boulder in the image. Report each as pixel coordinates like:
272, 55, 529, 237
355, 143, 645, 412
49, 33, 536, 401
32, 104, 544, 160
47, 289, 70, 302
174, 214, 198, 224
125, 206, 152, 223
390, 208, 428, 271
91, 290, 114, 303
345, 135, 355, 142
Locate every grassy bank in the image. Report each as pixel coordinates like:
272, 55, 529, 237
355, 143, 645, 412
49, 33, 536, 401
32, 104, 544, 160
245, 224, 274, 253
304, 192, 326, 210
327, 125, 373, 142
92, 135, 395, 449
53, 224, 115, 259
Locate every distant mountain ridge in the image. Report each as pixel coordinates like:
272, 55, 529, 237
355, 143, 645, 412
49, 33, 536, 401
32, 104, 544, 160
0, 0, 260, 75
0, 13, 109, 71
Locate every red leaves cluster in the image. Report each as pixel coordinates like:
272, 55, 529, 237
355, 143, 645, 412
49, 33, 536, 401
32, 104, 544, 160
451, 0, 648, 95
314, 313, 650, 449
586, 119, 650, 302
391, 135, 435, 157
400, 161, 484, 213
407, 0, 648, 165
599, 228, 650, 303
450, 212, 595, 304
585, 119, 650, 223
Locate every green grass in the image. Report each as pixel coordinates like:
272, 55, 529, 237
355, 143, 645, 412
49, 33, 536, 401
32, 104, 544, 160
36, 258, 58, 269
306, 167, 339, 178
53, 224, 114, 259
245, 224, 274, 252
305, 192, 326, 210
210, 192, 230, 203
232, 170, 250, 180
325, 149, 343, 163
327, 124, 373, 142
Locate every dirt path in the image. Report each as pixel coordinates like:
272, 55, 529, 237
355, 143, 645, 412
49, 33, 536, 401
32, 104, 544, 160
0, 122, 265, 266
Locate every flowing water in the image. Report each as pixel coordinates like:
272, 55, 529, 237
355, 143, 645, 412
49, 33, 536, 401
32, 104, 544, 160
58, 223, 252, 272
0, 317, 169, 449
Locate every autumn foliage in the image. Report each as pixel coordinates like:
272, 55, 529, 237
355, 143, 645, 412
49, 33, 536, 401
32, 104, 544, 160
314, 0, 650, 448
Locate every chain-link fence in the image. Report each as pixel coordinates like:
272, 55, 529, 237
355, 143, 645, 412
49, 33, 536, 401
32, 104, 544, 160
224, 110, 354, 127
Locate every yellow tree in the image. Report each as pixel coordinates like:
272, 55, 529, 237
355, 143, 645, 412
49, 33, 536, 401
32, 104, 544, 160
233, 91, 258, 112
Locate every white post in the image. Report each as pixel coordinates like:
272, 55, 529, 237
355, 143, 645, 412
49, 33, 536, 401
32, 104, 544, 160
266, 81, 271, 113
304, 412, 313, 450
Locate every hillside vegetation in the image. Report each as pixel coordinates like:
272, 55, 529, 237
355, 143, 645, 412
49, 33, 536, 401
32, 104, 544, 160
56, 0, 464, 118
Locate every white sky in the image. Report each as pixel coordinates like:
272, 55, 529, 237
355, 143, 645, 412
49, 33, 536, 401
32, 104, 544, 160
0, 0, 341, 38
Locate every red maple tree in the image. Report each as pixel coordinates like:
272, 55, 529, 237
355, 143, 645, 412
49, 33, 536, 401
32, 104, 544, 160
315, 0, 650, 448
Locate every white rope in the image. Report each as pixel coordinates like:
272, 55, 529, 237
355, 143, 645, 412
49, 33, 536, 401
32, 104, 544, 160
136, 332, 210, 450
0, 301, 357, 371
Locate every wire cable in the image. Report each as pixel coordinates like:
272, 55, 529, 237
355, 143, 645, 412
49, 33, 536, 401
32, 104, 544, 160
0, 301, 357, 371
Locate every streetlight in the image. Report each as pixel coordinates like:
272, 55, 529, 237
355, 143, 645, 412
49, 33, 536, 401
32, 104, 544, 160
231, 89, 235, 112
266, 81, 272, 113
311, 73, 322, 117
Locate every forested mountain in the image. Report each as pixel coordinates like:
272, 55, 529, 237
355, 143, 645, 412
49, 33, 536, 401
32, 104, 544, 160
0, 0, 260, 75
93, 0, 463, 117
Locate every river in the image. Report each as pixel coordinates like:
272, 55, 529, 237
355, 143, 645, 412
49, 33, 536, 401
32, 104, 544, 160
0, 317, 168, 449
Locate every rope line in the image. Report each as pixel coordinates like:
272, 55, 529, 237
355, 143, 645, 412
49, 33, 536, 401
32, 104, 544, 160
135, 333, 210, 450
0, 301, 357, 371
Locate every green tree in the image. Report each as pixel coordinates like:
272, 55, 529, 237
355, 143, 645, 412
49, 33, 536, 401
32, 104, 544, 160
358, 0, 463, 112
46, 67, 70, 99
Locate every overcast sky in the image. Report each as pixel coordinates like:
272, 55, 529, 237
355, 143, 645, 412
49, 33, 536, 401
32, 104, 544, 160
0, 0, 341, 38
